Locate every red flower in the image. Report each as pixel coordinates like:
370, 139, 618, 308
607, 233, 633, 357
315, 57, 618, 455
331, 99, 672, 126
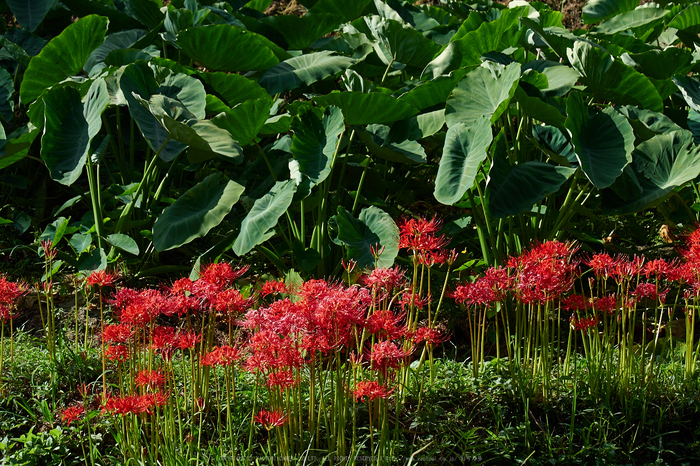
61, 405, 84, 425
592, 295, 617, 314
212, 289, 254, 317
135, 369, 167, 389
366, 310, 407, 340
412, 327, 449, 346
254, 409, 287, 429
353, 380, 393, 402
102, 324, 133, 344
570, 314, 599, 332
104, 344, 130, 362
368, 340, 411, 373
86, 269, 119, 288
398, 215, 448, 255
266, 369, 299, 389
260, 280, 288, 297
561, 294, 591, 311
201, 345, 241, 367
0, 276, 27, 322
360, 266, 405, 291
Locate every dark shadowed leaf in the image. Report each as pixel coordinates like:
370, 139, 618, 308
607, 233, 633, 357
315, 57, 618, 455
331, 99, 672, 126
20, 15, 109, 104
153, 172, 244, 251
329, 206, 398, 269
259, 52, 356, 95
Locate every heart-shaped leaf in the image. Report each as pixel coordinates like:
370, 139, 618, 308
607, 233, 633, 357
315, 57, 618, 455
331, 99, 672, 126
20, 15, 109, 104
566, 92, 634, 189
105, 233, 140, 256
313, 92, 418, 125
259, 51, 356, 95
5, 0, 56, 32
233, 179, 297, 256
329, 206, 398, 269
434, 117, 493, 205
445, 63, 521, 129
153, 172, 245, 251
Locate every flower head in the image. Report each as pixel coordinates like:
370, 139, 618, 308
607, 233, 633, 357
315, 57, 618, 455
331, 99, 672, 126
254, 409, 287, 429
353, 380, 393, 402
61, 405, 84, 426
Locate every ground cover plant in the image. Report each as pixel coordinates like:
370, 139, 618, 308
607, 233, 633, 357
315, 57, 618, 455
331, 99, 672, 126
3, 0, 700, 463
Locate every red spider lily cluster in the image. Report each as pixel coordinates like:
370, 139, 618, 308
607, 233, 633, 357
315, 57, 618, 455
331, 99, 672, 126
398, 215, 450, 266
0, 275, 27, 322
87, 257, 448, 433
61, 405, 85, 426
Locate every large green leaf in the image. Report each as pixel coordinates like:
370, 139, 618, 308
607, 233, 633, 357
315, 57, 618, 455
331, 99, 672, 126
329, 206, 399, 269
513, 85, 566, 130
198, 72, 269, 108
672, 76, 700, 113
84, 29, 147, 73
211, 97, 273, 146
360, 125, 426, 164
567, 41, 663, 112
354, 15, 441, 69
153, 172, 245, 251
603, 131, 700, 214
178, 25, 281, 72
261, 13, 343, 50
291, 106, 345, 197
566, 92, 634, 189
105, 233, 139, 256
667, 4, 700, 31
20, 15, 109, 104
259, 51, 356, 95
233, 179, 297, 256
41, 79, 109, 186
621, 47, 692, 81
120, 61, 207, 161
486, 131, 576, 218
396, 72, 464, 110
581, 0, 639, 23
0, 125, 41, 169
309, 0, 372, 23
593, 6, 669, 34
422, 8, 525, 79
445, 63, 520, 129
313, 92, 418, 125
5, 0, 56, 32
137, 95, 243, 163
0, 69, 14, 122
434, 117, 493, 205
522, 60, 582, 97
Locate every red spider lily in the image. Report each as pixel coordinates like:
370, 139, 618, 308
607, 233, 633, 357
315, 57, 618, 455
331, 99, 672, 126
561, 294, 591, 311
164, 293, 201, 316
266, 369, 299, 389
452, 266, 512, 307
175, 330, 202, 350
212, 289, 254, 317
417, 249, 447, 266
510, 241, 577, 305
61, 405, 84, 426
592, 295, 617, 315
644, 259, 674, 279
85, 269, 119, 289
201, 345, 241, 367
360, 266, 406, 291
368, 340, 411, 374
398, 215, 448, 255
0, 276, 27, 322
192, 262, 250, 307
169, 277, 193, 295
399, 291, 431, 311
114, 289, 169, 325
412, 326, 449, 346
570, 314, 599, 332
101, 324, 133, 344
245, 329, 305, 372
104, 344, 130, 362
102, 392, 168, 416
135, 369, 167, 389
254, 409, 287, 429
342, 258, 357, 274
353, 380, 393, 402
366, 310, 407, 340
586, 253, 618, 279
611, 255, 646, 282
633, 282, 665, 301
260, 280, 288, 297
